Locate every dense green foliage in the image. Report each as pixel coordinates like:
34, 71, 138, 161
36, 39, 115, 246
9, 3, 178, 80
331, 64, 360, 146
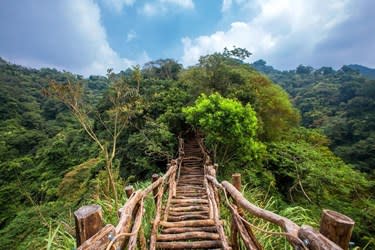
0, 53, 374, 249
183, 93, 264, 169
252, 60, 375, 174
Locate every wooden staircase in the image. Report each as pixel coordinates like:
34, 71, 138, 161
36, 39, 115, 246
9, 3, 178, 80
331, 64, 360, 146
74, 135, 352, 250
155, 138, 225, 249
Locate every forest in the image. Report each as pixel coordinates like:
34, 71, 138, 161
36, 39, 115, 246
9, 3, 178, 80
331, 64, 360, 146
0, 51, 374, 249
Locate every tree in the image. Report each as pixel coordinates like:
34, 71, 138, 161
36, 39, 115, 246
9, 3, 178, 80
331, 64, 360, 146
183, 93, 264, 169
132, 64, 142, 92
223, 46, 252, 61
142, 59, 182, 80
44, 72, 140, 210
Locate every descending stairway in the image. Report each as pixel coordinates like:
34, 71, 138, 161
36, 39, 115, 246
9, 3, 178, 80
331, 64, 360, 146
156, 138, 224, 249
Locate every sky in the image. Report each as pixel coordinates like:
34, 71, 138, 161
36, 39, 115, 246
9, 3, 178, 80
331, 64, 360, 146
0, 0, 374, 76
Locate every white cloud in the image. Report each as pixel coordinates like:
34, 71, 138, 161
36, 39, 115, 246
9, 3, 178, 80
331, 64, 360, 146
0, 0, 141, 76
101, 0, 135, 13
183, 0, 351, 68
140, 0, 194, 16
63, 0, 134, 75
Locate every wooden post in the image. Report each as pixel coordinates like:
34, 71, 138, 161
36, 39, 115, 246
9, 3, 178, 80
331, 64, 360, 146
152, 174, 159, 205
232, 173, 242, 214
319, 209, 354, 250
74, 205, 103, 247
232, 173, 241, 191
214, 163, 219, 172
231, 174, 241, 250
231, 173, 262, 249
125, 185, 134, 198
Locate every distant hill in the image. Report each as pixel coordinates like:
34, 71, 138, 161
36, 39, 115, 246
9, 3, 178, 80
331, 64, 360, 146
252, 60, 375, 173
347, 64, 375, 79
0, 57, 7, 65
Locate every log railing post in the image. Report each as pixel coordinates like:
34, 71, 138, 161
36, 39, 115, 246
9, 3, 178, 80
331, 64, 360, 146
231, 173, 262, 250
152, 174, 160, 206
125, 185, 134, 198
319, 209, 354, 250
231, 174, 241, 250
214, 163, 219, 172
74, 205, 103, 247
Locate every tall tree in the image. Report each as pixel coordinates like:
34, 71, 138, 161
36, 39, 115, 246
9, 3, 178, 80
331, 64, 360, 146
132, 64, 142, 93
44, 71, 139, 210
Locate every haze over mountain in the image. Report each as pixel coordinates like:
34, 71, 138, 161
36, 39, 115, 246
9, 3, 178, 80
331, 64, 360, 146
347, 64, 375, 79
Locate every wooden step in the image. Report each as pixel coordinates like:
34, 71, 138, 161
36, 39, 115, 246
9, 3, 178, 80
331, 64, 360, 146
157, 232, 220, 241
167, 214, 208, 221
159, 219, 215, 228
162, 226, 217, 234
169, 206, 209, 213
168, 210, 209, 216
156, 240, 222, 249
171, 198, 208, 204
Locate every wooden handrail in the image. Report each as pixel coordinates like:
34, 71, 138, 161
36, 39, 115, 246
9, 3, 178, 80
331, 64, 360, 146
206, 172, 343, 250
198, 134, 345, 250
75, 136, 352, 250
76, 158, 179, 249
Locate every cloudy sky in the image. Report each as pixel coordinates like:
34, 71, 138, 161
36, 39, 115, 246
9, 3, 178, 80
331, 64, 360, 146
0, 0, 374, 76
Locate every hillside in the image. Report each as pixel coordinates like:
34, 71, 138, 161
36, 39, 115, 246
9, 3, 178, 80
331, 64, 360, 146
252, 60, 375, 174
0, 53, 374, 249
347, 64, 375, 80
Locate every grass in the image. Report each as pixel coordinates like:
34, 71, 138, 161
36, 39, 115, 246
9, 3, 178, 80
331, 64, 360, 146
46, 175, 163, 249
219, 185, 317, 250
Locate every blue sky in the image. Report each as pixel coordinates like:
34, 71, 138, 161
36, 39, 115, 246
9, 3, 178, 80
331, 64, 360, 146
0, 0, 374, 76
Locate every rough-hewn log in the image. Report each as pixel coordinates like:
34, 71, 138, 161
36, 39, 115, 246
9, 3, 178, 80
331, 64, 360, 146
298, 225, 342, 250
127, 200, 144, 250
167, 214, 208, 221
319, 210, 354, 250
171, 198, 208, 204
144, 165, 176, 195
204, 177, 214, 219
150, 182, 165, 250
162, 226, 217, 234
176, 195, 208, 199
77, 224, 115, 250
168, 210, 208, 216
74, 205, 103, 247
115, 191, 143, 235
169, 205, 209, 212
231, 174, 262, 250
232, 173, 241, 191
125, 185, 134, 198
207, 183, 231, 249
231, 174, 241, 250
159, 219, 215, 228
156, 240, 222, 249
231, 216, 239, 250
229, 205, 260, 250
157, 232, 220, 241
221, 181, 303, 247
163, 169, 176, 222
138, 226, 147, 250
152, 174, 160, 205
206, 175, 222, 189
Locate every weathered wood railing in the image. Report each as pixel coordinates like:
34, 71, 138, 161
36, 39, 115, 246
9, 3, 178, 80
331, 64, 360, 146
197, 137, 354, 250
74, 136, 354, 250
74, 138, 184, 250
